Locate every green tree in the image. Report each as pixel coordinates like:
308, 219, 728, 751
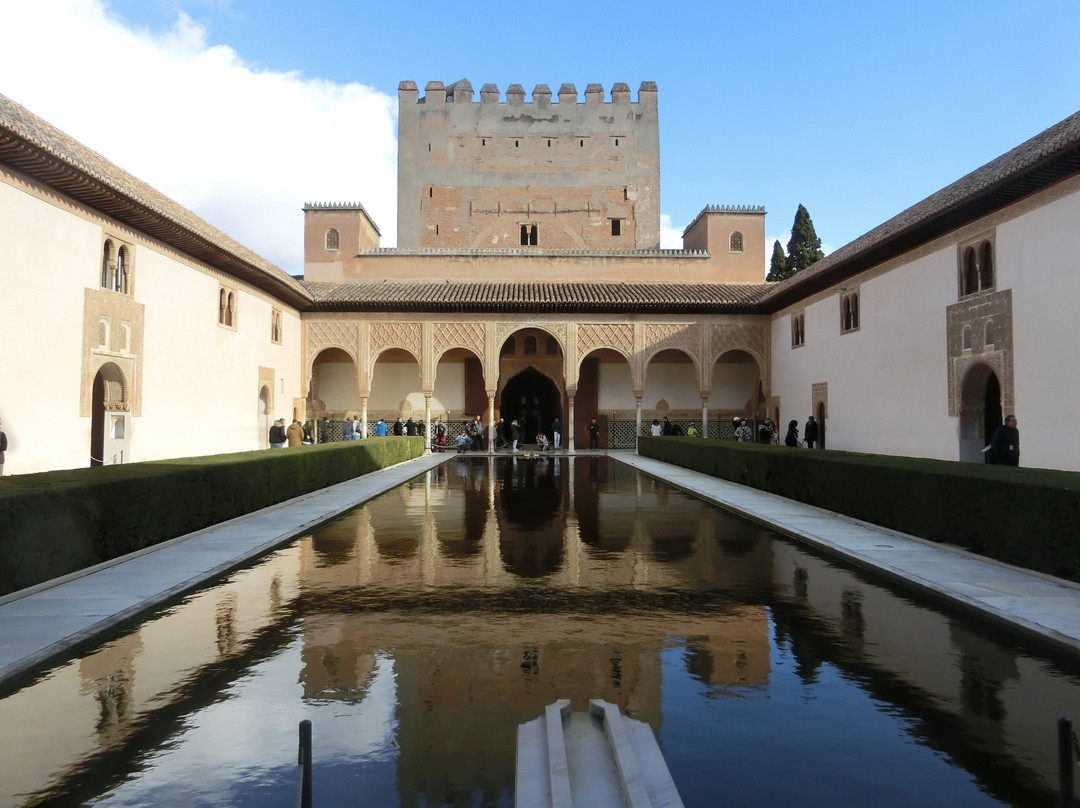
766, 240, 788, 282
785, 203, 825, 274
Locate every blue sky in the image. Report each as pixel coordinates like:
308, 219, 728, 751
3, 0, 1079, 275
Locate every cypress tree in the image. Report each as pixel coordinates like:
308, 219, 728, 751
766, 240, 788, 282
786, 204, 825, 274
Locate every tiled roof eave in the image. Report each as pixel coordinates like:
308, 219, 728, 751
758, 117, 1080, 312
0, 116, 312, 309
309, 300, 764, 314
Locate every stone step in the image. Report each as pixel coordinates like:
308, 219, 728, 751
516, 699, 685, 808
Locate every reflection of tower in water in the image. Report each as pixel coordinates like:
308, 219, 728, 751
292, 458, 773, 803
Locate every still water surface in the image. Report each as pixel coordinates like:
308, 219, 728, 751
2, 456, 1079, 807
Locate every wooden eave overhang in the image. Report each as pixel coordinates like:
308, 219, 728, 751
0, 96, 311, 310
758, 108, 1080, 312
302, 281, 770, 314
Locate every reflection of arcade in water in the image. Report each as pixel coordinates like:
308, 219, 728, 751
297, 455, 773, 805
4, 457, 1080, 807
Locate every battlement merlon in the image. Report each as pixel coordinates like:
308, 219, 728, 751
398, 80, 658, 107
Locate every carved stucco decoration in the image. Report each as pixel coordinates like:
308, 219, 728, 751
578, 323, 634, 361
711, 322, 769, 389
370, 322, 423, 363
307, 320, 359, 362
946, 289, 1014, 417
433, 322, 486, 361
642, 322, 700, 363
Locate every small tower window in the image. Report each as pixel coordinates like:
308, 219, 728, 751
520, 224, 538, 246
611, 218, 622, 237
326, 228, 339, 251
730, 231, 744, 253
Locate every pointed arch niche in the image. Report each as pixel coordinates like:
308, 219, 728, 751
709, 350, 762, 438
307, 347, 359, 419
643, 348, 699, 430
369, 348, 423, 421
576, 348, 634, 448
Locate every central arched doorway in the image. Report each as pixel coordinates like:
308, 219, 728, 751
499, 367, 562, 444
959, 363, 1001, 463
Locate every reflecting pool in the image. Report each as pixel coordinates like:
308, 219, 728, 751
1, 456, 1079, 807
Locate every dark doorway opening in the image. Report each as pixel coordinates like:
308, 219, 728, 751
500, 368, 562, 444
91, 372, 105, 467
984, 372, 1003, 461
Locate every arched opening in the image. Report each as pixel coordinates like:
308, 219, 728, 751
963, 247, 978, 296
307, 347, 359, 440
258, 385, 270, 450
710, 350, 762, 440
433, 347, 486, 439
979, 241, 994, 290
369, 348, 422, 432
497, 328, 564, 444
499, 367, 562, 444
644, 349, 699, 438
91, 362, 128, 467
959, 363, 1001, 463
577, 348, 633, 448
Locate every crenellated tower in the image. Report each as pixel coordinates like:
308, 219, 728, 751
396, 80, 660, 251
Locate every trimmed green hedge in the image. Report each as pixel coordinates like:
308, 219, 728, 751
0, 438, 424, 596
639, 437, 1080, 582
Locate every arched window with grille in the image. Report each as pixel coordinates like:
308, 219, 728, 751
326, 228, 339, 251
730, 231, 744, 253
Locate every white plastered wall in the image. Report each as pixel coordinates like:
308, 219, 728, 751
768, 178, 1080, 471
0, 179, 100, 473
769, 248, 956, 459
136, 249, 303, 460
0, 172, 305, 472
998, 184, 1080, 471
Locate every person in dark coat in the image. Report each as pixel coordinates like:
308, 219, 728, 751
405, 417, 417, 436
588, 417, 600, 450
804, 416, 819, 449
319, 417, 331, 444
269, 418, 286, 448
393, 417, 404, 437
784, 420, 800, 447
990, 415, 1020, 466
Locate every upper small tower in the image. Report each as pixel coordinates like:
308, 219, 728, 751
396, 80, 660, 250
302, 202, 381, 281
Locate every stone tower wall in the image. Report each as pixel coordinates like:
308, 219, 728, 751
397, 81, 660, 250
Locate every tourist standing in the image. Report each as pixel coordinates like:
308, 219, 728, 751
552, 417, 562, 450
510, 419, 521, 452
990, 415, 1020, 466
784, 420, 800, 447
375, 418, 389, 437
342, 416, 354, 441
286, 419, 304, 447
734, 418, 753, 443
804, 416, 819, 449
269, 418, 286, 448
0, 418, 7, 476
687, 424, 699, 438
757, 418, 776, 444
588, 417, 600, 450
470, 415, 484, 451
393, 417, 404, 437
319, 417, 331, 444
405, 417, 417, 437
650, 419, 663, 436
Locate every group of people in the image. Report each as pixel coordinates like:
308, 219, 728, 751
731, 416, 820, 448
268, 418, 307, 448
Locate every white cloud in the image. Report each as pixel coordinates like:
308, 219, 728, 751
659, 214, 684, 249
0, 0, 397, 273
